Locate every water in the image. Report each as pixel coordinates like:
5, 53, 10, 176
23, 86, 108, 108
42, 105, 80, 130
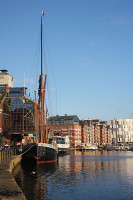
13, 151, 133, 200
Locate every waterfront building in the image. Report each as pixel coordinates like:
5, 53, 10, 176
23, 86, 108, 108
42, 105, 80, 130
48, 115, 81, 147
48, 115, 112, 147
80, 119, 101, 146
79, 120, 89, 145
0, 70, 36, 146
83, 119, 95, 144
80, 119, 111, 146
107, 119, 133, 145
106, 125, 111, 144
99, 123, 107, 144
92, 120, 100, 145
88, 121, 95, 144
80, 119, 100, 145
96, 121, 111, 145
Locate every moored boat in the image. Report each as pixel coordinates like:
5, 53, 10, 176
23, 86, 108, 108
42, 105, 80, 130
55, 135, 70, 154
22, 143, 37, 162
37, 143, 57, 163
79, 144, 98, 151
104, 144, 121, 151
22, 12, 58, 164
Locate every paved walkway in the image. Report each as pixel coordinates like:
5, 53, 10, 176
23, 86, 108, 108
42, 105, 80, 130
0, 156, 26, 200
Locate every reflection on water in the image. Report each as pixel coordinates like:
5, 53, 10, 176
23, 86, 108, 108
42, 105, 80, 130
14, 161, 57, 200
13, 151, 133, 200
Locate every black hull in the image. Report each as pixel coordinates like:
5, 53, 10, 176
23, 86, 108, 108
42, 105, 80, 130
22, 143, 57, 164
37, 145, 57, 163
22, 143, 37, 162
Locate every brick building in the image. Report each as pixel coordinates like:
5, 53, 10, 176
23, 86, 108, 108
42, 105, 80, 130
79, 119, 111, 146
99, 121, 112, 144
92, 120, 100, 144
79, 120, 89, 145
48, 115, 81, 147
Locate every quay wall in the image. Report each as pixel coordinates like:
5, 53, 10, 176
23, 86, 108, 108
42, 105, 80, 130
0, 155, 26, 200
10, 154, 21, 172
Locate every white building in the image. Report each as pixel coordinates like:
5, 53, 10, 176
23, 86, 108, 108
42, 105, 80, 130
0, 70, 13, 87
107, 119, 133, 145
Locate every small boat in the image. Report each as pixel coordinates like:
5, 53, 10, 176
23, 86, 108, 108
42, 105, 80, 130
104, 144, 120, 151
79, 144, 98, 151
55, 135, 70, 154
86, 144, 98, 150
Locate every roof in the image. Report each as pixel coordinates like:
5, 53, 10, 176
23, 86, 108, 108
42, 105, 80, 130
0, 69, 13, 78
0, 69, 8, 73
49, 115, 79, 121
91, 119, 100, 123
3, 96, 35, 105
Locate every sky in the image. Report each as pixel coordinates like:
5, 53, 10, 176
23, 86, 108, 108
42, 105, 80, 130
0, 0, 133, 121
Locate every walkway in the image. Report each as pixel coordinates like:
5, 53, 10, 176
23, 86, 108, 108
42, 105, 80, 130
0, 155, 26, 200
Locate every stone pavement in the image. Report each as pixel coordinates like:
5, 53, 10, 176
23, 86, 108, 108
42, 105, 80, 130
0, 156, 26, 200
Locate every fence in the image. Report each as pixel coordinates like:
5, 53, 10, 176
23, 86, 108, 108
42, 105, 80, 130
0, 148, 17, 163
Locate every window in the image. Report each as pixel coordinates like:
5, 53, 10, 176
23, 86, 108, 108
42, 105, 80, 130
2, 96, 35, 134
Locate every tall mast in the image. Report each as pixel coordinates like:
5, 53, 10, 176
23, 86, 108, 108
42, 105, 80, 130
38, 12, 46, 143
40, 15, 44, 143
38, 15, 44, 143
41, 16, 43, 76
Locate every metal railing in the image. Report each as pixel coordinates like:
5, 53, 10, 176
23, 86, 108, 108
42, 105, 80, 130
0, 148, 18, 163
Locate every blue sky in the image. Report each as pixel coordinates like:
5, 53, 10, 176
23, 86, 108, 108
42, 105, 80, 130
0, 0, 133, 121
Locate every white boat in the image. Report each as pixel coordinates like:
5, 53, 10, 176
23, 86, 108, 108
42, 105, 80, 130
86, 144, 98, 150
79, 143, 98, 151
55, 135, 70, 153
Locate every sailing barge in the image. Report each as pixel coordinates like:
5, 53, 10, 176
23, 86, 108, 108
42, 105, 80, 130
22, 13, 58, 163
